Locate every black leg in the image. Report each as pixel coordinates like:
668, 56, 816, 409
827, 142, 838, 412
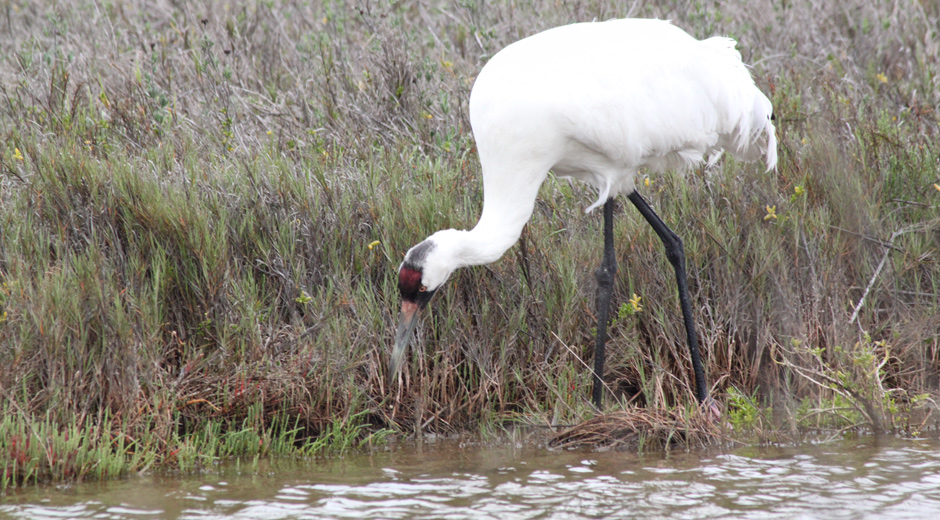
592, 198, 617, 408
626, 190, 708, 404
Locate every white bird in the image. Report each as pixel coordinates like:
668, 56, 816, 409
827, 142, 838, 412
390, 18, 777, 409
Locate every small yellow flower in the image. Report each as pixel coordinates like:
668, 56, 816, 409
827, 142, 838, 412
875, 73, 888, 83
266, 130, 272, 135
644, 177, 653, 187
12, 148, 24, 161
295, 291, 313, 305
794, 185, 805, 196
367, 240, 381, 250
934, 183, 940, 192
629, 293, 642, 313
764, 205, 777, 221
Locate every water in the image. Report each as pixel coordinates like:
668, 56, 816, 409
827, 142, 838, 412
3, 436, 940, 519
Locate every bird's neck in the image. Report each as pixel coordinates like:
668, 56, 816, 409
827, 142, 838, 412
428, 227, 511, 272
436, 158, 546, 270
433, 209, 530, 271
464, 220, 522, 266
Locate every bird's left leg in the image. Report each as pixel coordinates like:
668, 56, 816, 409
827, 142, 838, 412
626, 190, 709, 405
591, 198, 617, 409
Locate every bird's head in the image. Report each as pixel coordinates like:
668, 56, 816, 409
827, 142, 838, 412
389, 232, 462, 384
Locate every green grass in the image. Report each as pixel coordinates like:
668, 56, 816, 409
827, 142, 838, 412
0, 399, 382, 490
1, 0, 939, 488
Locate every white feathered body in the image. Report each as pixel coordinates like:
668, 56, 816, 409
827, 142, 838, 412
407, 18, 776, 291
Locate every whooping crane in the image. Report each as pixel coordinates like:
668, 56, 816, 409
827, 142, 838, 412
390, 18, 777, 409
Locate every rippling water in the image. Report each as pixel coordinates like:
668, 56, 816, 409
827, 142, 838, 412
3, 436, 940, 519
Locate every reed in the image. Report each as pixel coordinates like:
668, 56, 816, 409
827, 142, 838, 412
1, 0, 937, 487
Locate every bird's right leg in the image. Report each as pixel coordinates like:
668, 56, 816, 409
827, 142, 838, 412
626, 190, 709, 404
592, 198, 617, 409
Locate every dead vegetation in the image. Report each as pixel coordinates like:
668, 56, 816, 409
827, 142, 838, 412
550, 407, 719, 451
0, 0, 939, 485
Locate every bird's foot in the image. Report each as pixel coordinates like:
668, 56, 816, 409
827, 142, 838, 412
701, 396, 721, 424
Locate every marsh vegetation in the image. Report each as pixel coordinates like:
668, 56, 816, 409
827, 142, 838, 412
1, 0, 938, 488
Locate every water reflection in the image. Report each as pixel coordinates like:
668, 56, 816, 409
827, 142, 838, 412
3, 437, 940, 519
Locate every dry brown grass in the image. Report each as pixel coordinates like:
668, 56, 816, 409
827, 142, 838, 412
0, 1, 939, 486
550, 407, 719, 451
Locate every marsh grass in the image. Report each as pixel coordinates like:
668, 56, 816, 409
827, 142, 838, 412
549, 406, 717, 452
1, 0, 939, 487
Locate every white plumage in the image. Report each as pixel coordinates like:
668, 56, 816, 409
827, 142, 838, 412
391, 18, 777, 408
473, 18, 774, 208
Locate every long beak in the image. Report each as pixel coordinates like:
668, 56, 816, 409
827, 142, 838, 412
389, 300, 420, 385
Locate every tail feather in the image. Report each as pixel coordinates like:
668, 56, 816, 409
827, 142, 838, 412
701, 35, 777, 171
764, 118, 778, 171
722, 79, 777, 171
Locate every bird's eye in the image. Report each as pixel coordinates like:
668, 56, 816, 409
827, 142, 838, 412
418, 285, 427, 292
